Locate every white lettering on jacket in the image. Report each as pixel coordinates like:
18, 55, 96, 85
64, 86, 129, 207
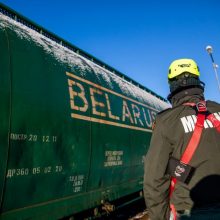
180, 112, 220, 133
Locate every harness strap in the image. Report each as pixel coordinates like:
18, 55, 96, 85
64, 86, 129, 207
183, 101, 220, 133
207, 114, 220, 133
170, 177, 177, 197
170, 203, 177, 220
181, 113, 205, 164
169, 101, 207, 220
170, 101, 220, 219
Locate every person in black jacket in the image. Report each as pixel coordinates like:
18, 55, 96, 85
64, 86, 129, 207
143, 58, 220, 220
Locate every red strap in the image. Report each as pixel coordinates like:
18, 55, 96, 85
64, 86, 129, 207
170, 112, 205, 192
183, 101, 220, 133
170, 177, 177, 197
169, 113, 205, 219
170, 203, 177, 220
169, 101, 220, 219
183, 100, 207, 112
169, 113, 205, 196
181, 113, 205, 164
169, 102, 206, 219
207, 114, 220, 133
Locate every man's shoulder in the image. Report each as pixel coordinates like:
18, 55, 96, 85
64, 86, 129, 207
154, 105, 188, 131
157, 107, 172, 117
206, 100, 220, 112
157, 105, 181, 119
207, 100, 220, 107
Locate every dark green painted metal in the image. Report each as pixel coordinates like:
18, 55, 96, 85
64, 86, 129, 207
0, 3, 169, 220
0, 2, 167, 103
0, 21, 11, 213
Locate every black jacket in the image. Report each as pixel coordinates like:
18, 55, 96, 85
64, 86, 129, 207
143, 88, 220, 220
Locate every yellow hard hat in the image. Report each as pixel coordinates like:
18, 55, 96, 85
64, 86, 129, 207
168, 58, 200, 80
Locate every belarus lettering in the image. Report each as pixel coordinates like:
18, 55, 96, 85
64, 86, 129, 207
66, 72, 157, 132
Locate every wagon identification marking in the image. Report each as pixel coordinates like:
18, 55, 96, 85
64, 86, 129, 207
6, 165, 63, 178
69, 174, 85, 193
104, 150, 123, 167
66, 72, 158, 132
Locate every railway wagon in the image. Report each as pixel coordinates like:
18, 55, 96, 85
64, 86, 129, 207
0, 3, 169, 220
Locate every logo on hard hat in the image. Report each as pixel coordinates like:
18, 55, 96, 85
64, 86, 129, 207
178, 64, 191, 68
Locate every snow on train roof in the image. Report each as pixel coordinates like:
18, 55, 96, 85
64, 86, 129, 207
0, 13, 170, 111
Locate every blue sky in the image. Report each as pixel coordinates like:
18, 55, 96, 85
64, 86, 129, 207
1, 0, 220, 102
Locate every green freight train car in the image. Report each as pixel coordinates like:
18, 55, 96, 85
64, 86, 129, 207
0, 3, 169, 220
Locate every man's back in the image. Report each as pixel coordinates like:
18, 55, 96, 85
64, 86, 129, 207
144, 95, 220, 219
144, 58, 220, 220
